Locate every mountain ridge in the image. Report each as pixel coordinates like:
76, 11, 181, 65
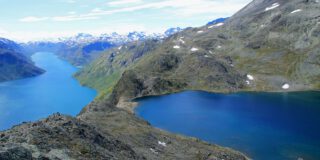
77, 1, 320, 159
0, 37, 44, 82
23, 30, 180, 66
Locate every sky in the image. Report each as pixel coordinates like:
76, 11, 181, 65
0, 0, 251, 42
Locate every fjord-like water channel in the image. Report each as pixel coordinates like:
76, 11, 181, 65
0, 52, 96, 130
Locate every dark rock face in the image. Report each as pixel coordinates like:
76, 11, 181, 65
0, 146, 32, 160
0, 38, 44, 82
155, 53, 181, 72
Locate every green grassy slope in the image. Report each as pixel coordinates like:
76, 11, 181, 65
75, 39, 161, 98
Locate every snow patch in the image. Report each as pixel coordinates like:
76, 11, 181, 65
158, 141, 166, 147
197, 30, 204, 33
217, 45, 222, 49
173, 45, 180, 49
282, 83, 290, 90
204, 55, 209, 58
265, 3, 280, 11
179, 38, 185, 44
118, 46, 122, 50
208, 23, 224, 28
247, 74, 254, 80
291, 9, 302, 14
246, 80, 250, 85
209, 51, 213, 54
191, 47, 199, 52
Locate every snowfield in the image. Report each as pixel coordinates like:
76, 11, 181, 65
247, 74, 254, 80
191, 48, 199, 52
282, 83, 290, 90
291, 9, 302, 14
208, 23, 224, 28
265, 3, 280, 11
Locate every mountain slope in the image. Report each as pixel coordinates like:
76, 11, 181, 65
0, 38, 44, 82
75, 18, 228, 97
75, 39, 161, 98
78, 1, 320, 154
101, 0, 320, 103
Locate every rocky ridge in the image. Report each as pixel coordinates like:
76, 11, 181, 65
0, 38, 44, 82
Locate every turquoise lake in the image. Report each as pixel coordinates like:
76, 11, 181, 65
135, 91, 320, 160
0, 52, 96, 131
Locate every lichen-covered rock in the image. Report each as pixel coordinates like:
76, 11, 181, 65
0, 113, 143, 160
0, 145, 32, 160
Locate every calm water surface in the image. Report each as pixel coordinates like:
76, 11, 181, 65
0, 52, 96, 130
135, 91, 320, 160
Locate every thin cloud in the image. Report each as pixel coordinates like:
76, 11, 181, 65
52, 15, 99, 22
107, 0, 143, 6
19, 1, 250, 23
91, 8, 102, 13
19, 16, 49, 22
87, 0, 250, 17
10, 0, 252, 41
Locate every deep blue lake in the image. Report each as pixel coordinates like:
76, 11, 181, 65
135, 91, 320, 160
0, 52, 96, 131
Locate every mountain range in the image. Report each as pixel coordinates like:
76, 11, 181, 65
24, 28, 184, 66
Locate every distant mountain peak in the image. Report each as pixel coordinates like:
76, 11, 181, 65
164, 27, 184, 37
207, 17, 229, 25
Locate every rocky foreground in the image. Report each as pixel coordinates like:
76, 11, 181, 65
0, 110, 248, 160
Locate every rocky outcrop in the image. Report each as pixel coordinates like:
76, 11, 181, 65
0, 114, 143, 160
78, 102, 248, 160
0, 112, 248, 160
